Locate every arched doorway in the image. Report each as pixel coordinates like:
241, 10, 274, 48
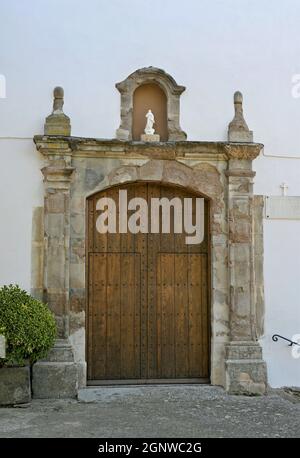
132, 83, 168, 141
86, 182, 210, 383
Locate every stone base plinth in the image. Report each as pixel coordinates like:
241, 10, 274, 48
44, 113, 71, 136
141, 134, 160, 142
32, 340, 79, 399
228, 130, 253, 142
225, 342, 267, 395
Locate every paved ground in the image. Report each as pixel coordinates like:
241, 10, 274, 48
0, 385, 299, 438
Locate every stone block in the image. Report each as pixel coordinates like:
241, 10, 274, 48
228, 130, 253, 143
225, 342, 267, 395
0, 366, 31, 405
69, 263, 85, 289
116, 128, 129, 141
163, 160, 193, 188
32, 361, 78, 399
139, 160, 164, 182
78, 387, 98, 403
44, 113, 71, 136
32, 340, 80, 398
76, 361, 87, 389
44, 339, 75, 362
108, 166, 138, 185
46, 193, 65, 214
226, 342, 263, 360
85, 168, 104, 190
225, 359, 267, 395
141, 134, 160, 142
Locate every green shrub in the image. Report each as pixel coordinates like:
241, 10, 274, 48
0, 284, 56, 366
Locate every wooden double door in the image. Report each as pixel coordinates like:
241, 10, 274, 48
87, 182, 210, 382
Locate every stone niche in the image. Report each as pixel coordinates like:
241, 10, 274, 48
31, 72, 267, 398
116, 67, 187, 141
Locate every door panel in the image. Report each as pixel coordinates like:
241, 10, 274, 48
87, 183, 210, 381
88, 253, 141, 380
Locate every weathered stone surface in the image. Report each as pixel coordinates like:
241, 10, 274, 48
70, 214, 85, 238
0, 366, 31, 405
76, 361, 87, 389
140, 134, 160, 142
228, 91, 253, 142
253, 195, 265, 338
108, 165, 138, 185
163, 160, 194, 188
138, 159, 163, 182
0, 335, 6, 359
85, 168, 104, 190
44, 114, 71, 136
192, 162, 223, 199
31, 207, 44, 300
69, 263, 85, 289
78, 387, 98, 403
70, 238, 85, 264
226, 359, 267, 395
225, 159, 266, 393
32, 340, 78, 399
225, 143, 262, 160
43, 339, 75, 363
44, 87, 71, 136
226, 342, 263, 360
69, 288, 86, 313
32, 362, 78, 399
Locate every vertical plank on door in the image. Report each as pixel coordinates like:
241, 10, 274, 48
159, 253, 175, 378
147, 183, 161, 378
174, 254, 189, 377
90, 253, 107, 379
120, 253, 141, 378
134, 183, 148, 379
106, 253, 121, 378
188, 254, 203, 378
201, 255, 209, 377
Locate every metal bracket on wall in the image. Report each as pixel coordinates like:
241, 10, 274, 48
272, 334, 300, 346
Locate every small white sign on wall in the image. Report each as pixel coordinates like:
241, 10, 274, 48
265, 196, 300, 220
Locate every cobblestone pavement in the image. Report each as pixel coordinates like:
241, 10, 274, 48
0, 385, 299, 438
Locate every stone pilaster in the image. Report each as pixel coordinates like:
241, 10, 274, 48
32, 97, 80, 398
41, 165, 75, 338
32, 161, 80, 398
225, 143, 267, 395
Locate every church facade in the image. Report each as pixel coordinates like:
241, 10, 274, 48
1, 2, 300, 396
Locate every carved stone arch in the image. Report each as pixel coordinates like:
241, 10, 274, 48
115, 67, 187, 141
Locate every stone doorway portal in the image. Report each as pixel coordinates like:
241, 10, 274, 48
32, 68, 267, 398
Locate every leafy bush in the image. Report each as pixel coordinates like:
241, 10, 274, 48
0, 284, 56, 366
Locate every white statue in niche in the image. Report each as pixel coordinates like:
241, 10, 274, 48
144, 109, 155, 135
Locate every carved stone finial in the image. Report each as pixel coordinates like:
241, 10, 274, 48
52, 86, 64, 114
228, 91, 253, 142
44, 86, 71, 136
